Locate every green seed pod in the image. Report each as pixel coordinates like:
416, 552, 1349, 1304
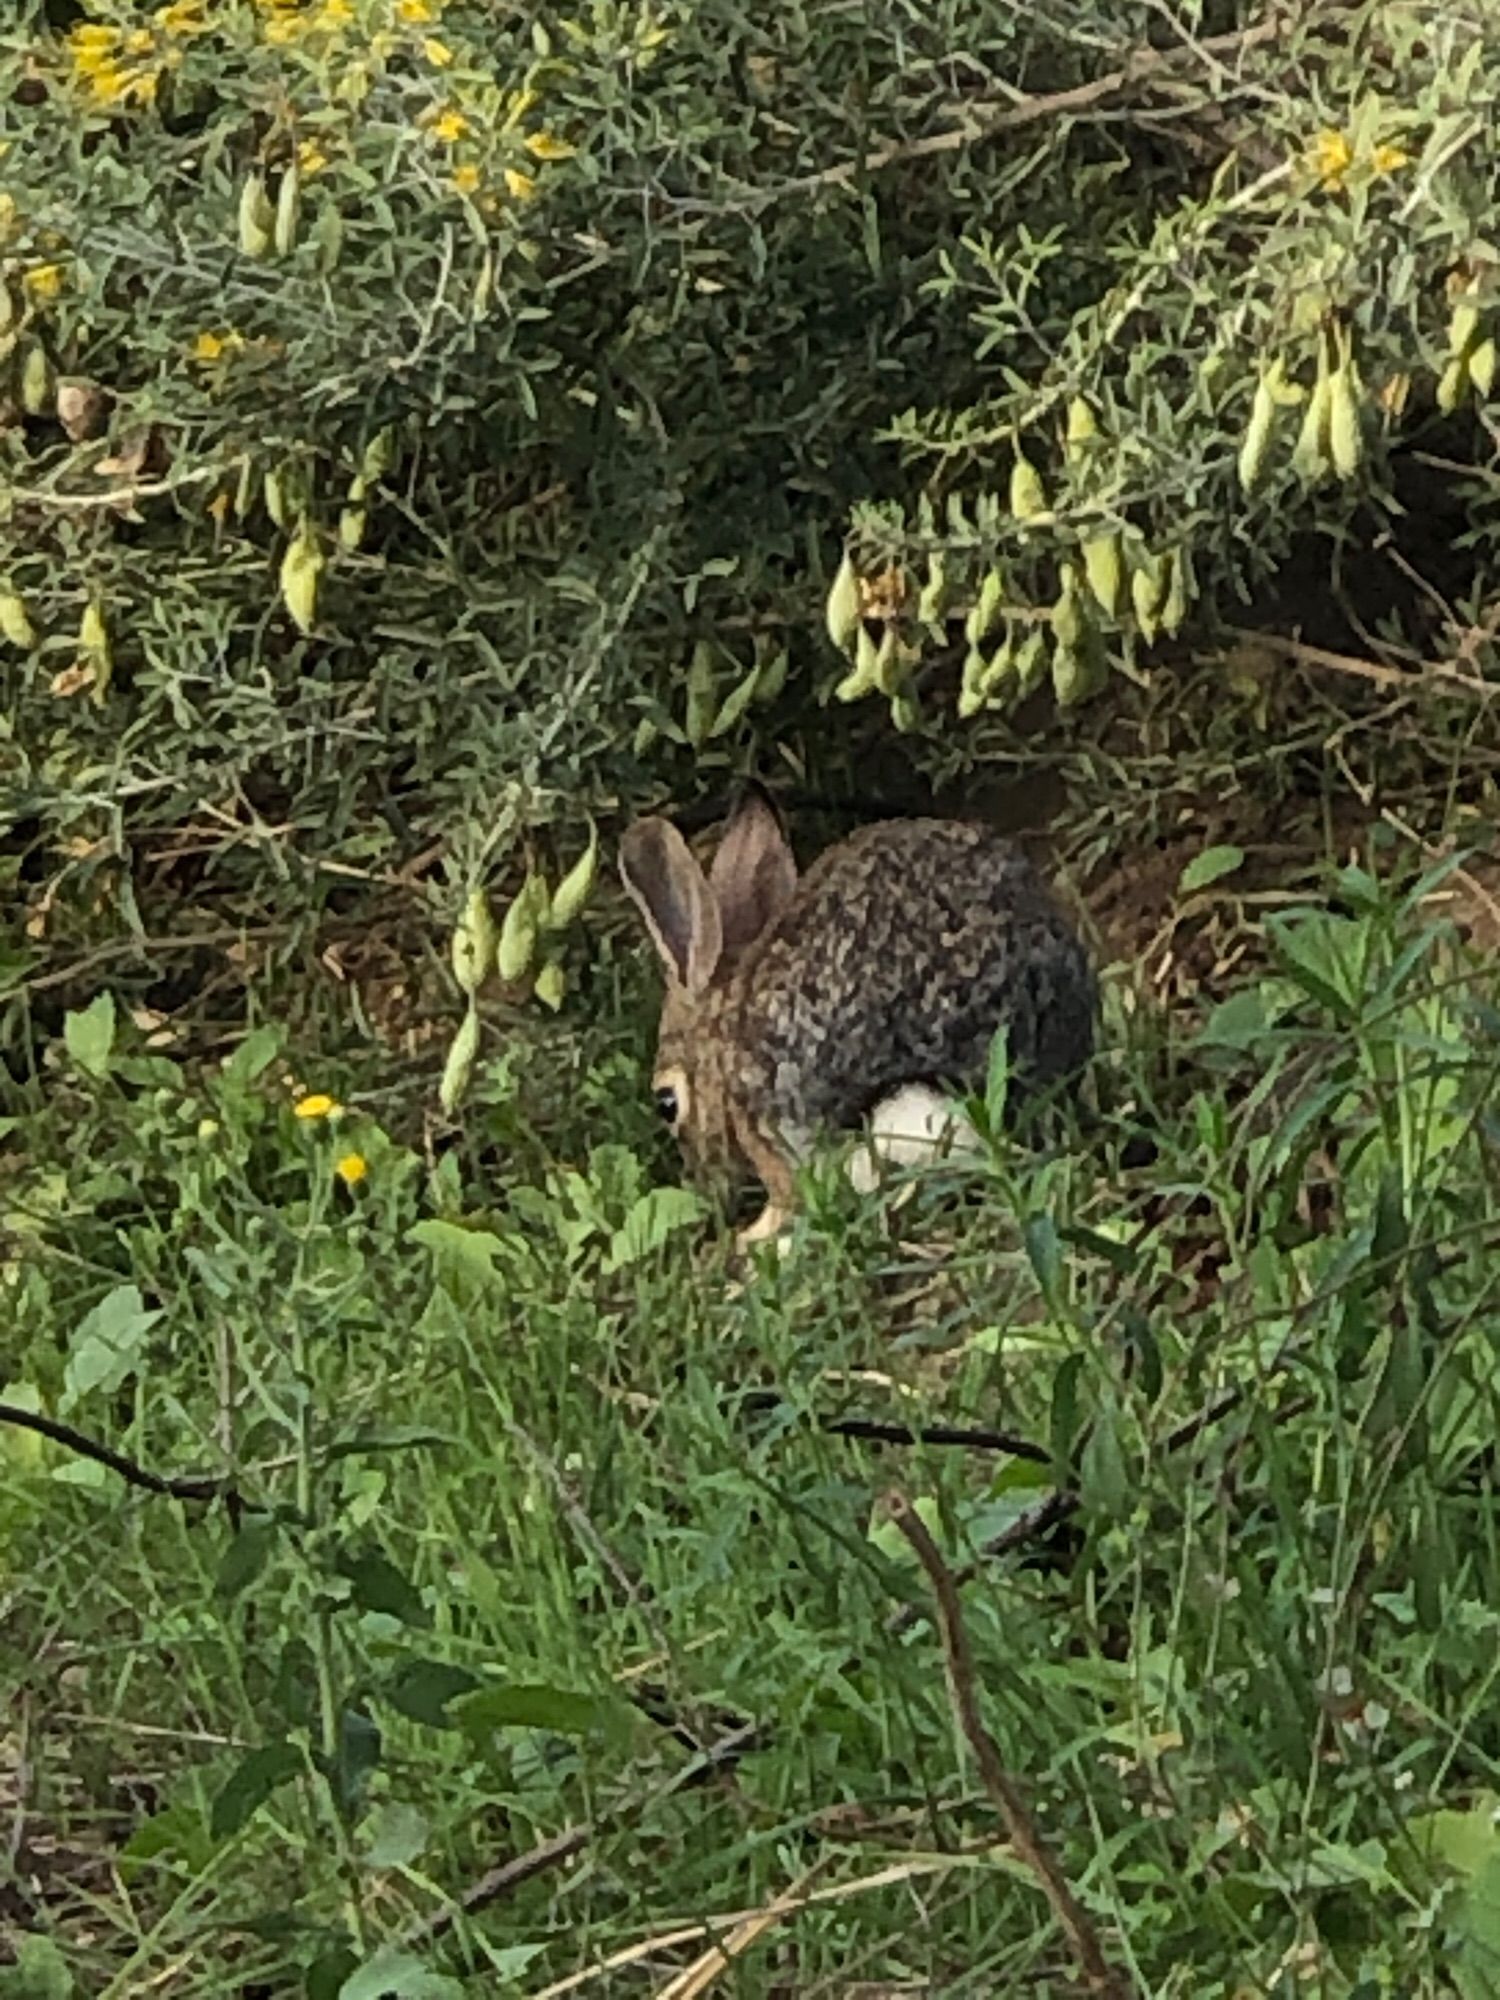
684, 640, 717, 747
916, 551, 948, 628
1051, 641, 1087, 709
232, 455, 256, 520
361, 428, 396, 481
872, 625, 903, 696
889, 691, 920, 733
534, 958, 566, 1010
958, 646, 989, 720
1130, 552, 1164, 643
547, 824, 598, 929
1470, 337, 1497, 398
1159, 550, 1189, 637
1237, 372, 1278, 494
1437, 354, 1469, 413
0, 587, 37, 649
824, 550, 861, 654
264, 465, 290, 529
1051, 565, 1085, 651
451, 886, 496, 996
273, 163, 301, 258
1010, 448, 1046, 521
338, 505, 367, 550
496, 880, 540, 982
438, 1004, 481, 1116
279, 524, 324, 635
0, 280, 15, 338
1014, 628, 1048, 698
1064, 396, 1097, 460
1081, 533, 1124, 617
835, 623, 881, 702
1293, 355, 1333, 479
238, 172, 275, 260
1327, 364, 1363, 479
20, 343, 53, 417
1449, 297, 1481, 360
964, 567, 1005, 646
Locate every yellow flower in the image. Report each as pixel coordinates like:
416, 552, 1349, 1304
524, 130, 575, 161
155, 0, 208, 32
294, 1092, 342, 1120
1310, 128, 1353, 190
504, 168, 537, 202
335, 1151, 368, 1186
397, 0, 437, 18
24, 264, 65, 301
422, 35, 454, 65
451, 163, 481, 195
298, 138, 330, 174
429, 108, 468, 143
192, 329, 244, 361
1370, 141, 1410, 176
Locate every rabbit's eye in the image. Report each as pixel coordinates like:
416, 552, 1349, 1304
654, 1085, 680, 1126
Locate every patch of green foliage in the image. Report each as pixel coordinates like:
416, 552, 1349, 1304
6, 858, 1500, 1995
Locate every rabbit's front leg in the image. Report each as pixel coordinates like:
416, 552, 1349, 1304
732, 1116, 801, 1253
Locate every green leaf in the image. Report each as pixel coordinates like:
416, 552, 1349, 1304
1080, 1398, 1129, 1515
361, 1802, 431, 1871
0, 1936, 73, 1999
60, 1284, 162, 1413
384, 1658, 482, 1729
336, 1548, 430, 1629
326, 1705, 382, 1820
210, 1739, 303, 1840
1049, 1353, 1084, 1475
985, 1026, 1011, 1126
1195, 988, 1271, 1049
222, 1023, 282, 1086
118, 1800, 214, 1885
604, 1187, 704, 1269
63, 992, 116, 1079
338, 1951, 465, 2000
1023, 1212, 1062, 1309
407, 1218, 506, 1285
1178, 844, 1245, 895
215, 1518, 279, 1601
453, 1682, 619, 1740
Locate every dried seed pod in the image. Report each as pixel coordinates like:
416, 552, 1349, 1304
1009, 448, 1046, 521
964, 567, 1005, 646
824, 551, 861, 654
438, 1004, 481, 1115
547, 824, 598, 929
1081, 533, 1124, 616
279, 524, 324, 634
451, 886, 496, 996
0, 586, 37, 649
273, 163, 301, 258
238, 173, 275, 260
496, 878, 541, 982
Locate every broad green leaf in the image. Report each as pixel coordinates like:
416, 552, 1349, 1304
361, 1802, 431, 1871
1178, 844, 1245, 895
1080, 1399, 1129, 1515
384, 1658, 481, 1730
407, 1218, 506, 1284
210, 1739, 303, 1840
326, 1706, 381, 1819
453, 1682, 620, 1739
338, 1951, 465, 2000
215, 1518, 279, 1601
0, 1936, 73, 1999
604, 1187, 703, 1269
63, 992, 115, 1079
60, 1284, 162, 1413
336, 1548, 430, 1629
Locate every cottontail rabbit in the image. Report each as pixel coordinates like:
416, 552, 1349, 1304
619, 787, 1096, 1247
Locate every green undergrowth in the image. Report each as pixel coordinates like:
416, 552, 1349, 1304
5, 851, 1500, 1998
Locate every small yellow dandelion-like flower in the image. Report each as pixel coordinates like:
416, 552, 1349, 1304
451, 162, 481, 195
504, 168, 537, 202
319, 0, 355, 26
1310, 128, 1353, 190
397, 0, 438, 19
524, 130, 575, 161
335, 1151, 368, 1186
422, 35, 454, 66
294, 1092, 342, 1120
24, 264, 65, 301
298, 138, 330, 174
156, 0, 208, 33
207, 490, 231, 523
429, 108, 468, 143
1370, 141, 1411, 176
192, 329, 230, 360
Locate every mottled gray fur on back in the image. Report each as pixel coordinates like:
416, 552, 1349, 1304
733, 819, 1095, 1136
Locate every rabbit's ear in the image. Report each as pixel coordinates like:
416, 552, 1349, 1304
619, 817, 724, 993
710, 784, 798, 958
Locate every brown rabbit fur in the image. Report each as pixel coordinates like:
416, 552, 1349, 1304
619, 787, 1096, 1246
